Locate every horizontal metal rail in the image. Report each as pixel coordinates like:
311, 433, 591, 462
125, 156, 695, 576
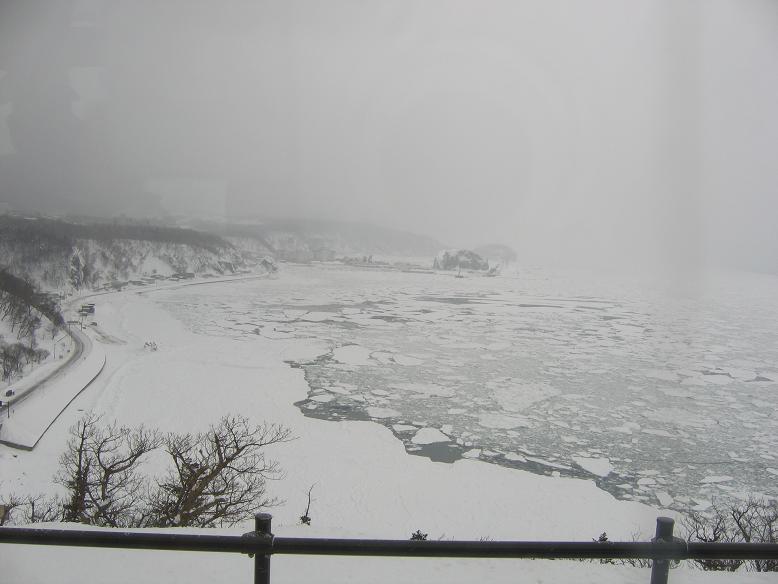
4, 527, 778, 560
0, 527, 260, 554
2, 515, 778, 584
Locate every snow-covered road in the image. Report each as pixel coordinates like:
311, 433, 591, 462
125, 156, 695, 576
0, 326, 105, 449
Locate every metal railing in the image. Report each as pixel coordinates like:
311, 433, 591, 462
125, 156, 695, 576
2, 515, 777, 584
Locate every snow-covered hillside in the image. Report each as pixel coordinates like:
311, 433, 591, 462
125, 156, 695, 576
62, 238, 254, 290
0, 216, 275, 292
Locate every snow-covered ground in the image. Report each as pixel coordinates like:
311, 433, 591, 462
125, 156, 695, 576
1, 264, 776, 583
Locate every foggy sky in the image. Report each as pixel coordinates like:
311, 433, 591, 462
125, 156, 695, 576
0, 1, 776, 272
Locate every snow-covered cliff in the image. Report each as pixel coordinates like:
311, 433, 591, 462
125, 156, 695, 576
0, 216, 275, 292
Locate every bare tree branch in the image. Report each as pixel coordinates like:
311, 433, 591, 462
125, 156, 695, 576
5, 413, 292, 530
150, 415, 292, 527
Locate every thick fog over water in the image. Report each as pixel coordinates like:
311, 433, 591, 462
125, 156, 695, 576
0, 1, 777, 271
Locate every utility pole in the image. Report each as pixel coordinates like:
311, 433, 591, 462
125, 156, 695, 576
53, 333, 68, 359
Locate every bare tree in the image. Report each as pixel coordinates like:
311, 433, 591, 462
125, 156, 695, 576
1, 342, 26, 381
683, 497, 778, 572
0, 493, 22, 526
729, 498, 778, 572
682, 508, 743, 571
88, 421, 161, 527
300, 483, 315, 525
0, 342, 48, 381
149, 415, 292, 527
5, 413, 291, 529
57, 413, 97, 522
0, 493, 61, 526
56, 413, 161, 527
23, 494, 62, 523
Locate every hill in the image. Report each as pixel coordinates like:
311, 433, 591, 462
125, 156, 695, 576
0, 215, 271, 291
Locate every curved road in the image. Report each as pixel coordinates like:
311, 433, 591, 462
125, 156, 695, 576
0, 269, 272, 441
1, 325, 86, 411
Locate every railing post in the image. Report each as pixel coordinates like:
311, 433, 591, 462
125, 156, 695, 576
254, 513, 273, 584
650, 516, 674, 584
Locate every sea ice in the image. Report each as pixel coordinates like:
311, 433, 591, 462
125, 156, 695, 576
391, 382, 454, 397
393, 354, 424, 366
478, 413, 532, 429
572, 456, 613, 477
525, 456, 571, 470
411, 428, 450, 445
311, 394, 333, 403
642, 428, 674, 438
700, 475, 733, 484
332, 344, 373, 366
300, 311, 335, 322
392, 424, 417, 433
491, 382, 560, 412
371, 352, 395, 365
366, 407, 401, 419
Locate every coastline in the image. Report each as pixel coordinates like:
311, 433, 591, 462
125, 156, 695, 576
27, 280, 669, 534
3, 275, 778, 582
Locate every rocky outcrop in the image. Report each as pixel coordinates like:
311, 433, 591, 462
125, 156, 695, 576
432, 249, 489, 271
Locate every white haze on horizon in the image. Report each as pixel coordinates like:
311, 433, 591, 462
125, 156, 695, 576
0, 1, 776, 273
